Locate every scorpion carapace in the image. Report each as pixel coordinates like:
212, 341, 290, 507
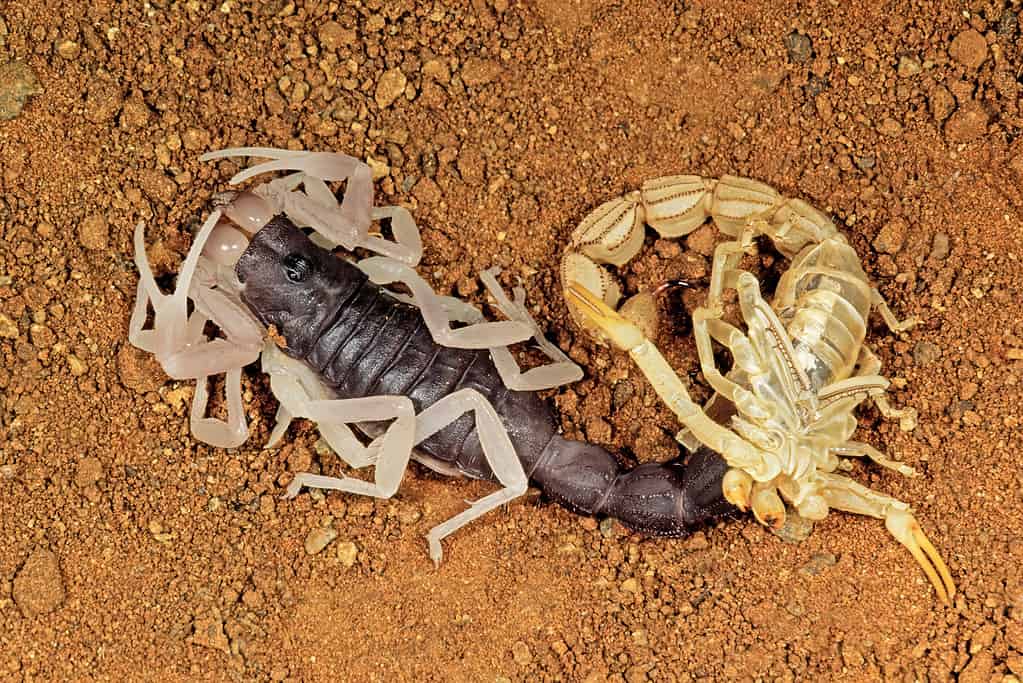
234, 215, 736, 556
562, 174, 956, 604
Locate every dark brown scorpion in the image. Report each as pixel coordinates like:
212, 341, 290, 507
129, 148, 734, 562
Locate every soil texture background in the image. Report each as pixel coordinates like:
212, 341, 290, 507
1, 0, 1023, 681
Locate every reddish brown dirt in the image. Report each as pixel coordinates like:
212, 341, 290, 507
2, 0, 1023, 681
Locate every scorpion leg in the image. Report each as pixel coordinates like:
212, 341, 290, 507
831, 442, 917, 478
282, 388, 527, 565
261, 344, 380, 468
415, 389, 528, 564
818, 471, 955, 605
281, 395, 416, 498
870, 288, 920, 333
479, 267, 584, 391
564, 283, 776, 481
855, 345, 919, 432
356, 256, 532, 350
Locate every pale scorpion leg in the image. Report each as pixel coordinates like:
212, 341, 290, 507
130, 212, 264, 448
871, 288, 920, 334
818, 471, 955, 605
261, 344, 381, 469
564, 284, 777, 482
356, 256, 532, 350
479, 267, 583, 391
281, 394, 416, 499
283, 388, 528, 565
830, 442, 917, 478
853, 345, 919, 432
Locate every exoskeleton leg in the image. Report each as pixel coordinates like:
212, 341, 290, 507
261, 344, 381, 468
479, 267, 583, 391
853, 345, 919, 431
415, 389, 528, 564
281, 395, 416, 499
870, 288, 919, 333
818, 471, 955, 605
564, 284, 776, 482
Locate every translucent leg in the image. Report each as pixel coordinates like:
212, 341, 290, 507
480, 268, 583, 391
831, 441, 917, 478
356, 256, 531, 349
819, 472, 955, 605
280, 386, 528, 565
870, 288, 919, 333
564, 283, 774, 481
261, 344, 379, 469
705, 222, 757, 314
201, 147, 374, 253
281, 395, 416, 499
414, 389, 528, 564
191, 366, 248, 448
855, 345, 918, 431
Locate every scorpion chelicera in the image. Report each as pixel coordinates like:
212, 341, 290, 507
562, 174, 957, 604
129, 148, 735, 563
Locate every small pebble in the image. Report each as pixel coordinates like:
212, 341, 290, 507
929, 232, 950, 261
511, 641, 532, 666
873, 218, 907, 254
945, 100, 989, 144
0, 61, 42, 121
78, 213, 107, 250
929, 85, 956, 122
620, 578, 641, 594
913, 341, 942, 366
799, 552, 838, 577
0, 313, 18, 339
897, 55, 922, 77
12, 548, 65, 618
783, 31, 813, 64
75, 457, 103, 488
55, 39, 80, 59
67, 354, 88, 376
599, 517, 615, 537
318, 21, 356, 50
305, 526, 338, 555
336, 541, 358, 567
375, 68, 407, 108
949, 29, 988, 71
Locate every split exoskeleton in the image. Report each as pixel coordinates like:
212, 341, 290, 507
562, 175, 956, 604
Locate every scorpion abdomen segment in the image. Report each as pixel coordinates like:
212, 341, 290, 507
776, 239, 877, 389
533, 438, 734, 536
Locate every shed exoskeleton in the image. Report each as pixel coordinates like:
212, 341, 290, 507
562, 174, 956, 605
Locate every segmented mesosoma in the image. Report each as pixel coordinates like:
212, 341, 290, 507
562, 174, 956, 604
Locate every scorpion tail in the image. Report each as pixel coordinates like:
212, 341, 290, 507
531, 436, 736, 538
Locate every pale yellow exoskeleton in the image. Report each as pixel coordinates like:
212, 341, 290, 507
561, 175, 956, 605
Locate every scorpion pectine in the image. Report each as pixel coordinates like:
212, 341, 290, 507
129, 148, 735, 563
562, 175, 956, 604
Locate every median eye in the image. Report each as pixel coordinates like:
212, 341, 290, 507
282, 253, 313, 283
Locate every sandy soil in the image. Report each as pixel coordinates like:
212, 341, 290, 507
2, 0, 1023, 680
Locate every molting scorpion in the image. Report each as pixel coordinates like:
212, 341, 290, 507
129, 149, 735, 563
562, 175, 956, 604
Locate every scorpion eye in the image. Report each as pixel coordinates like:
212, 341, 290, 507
282, 253, 313, 283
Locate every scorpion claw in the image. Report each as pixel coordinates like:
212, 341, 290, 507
751, 484, 786, 530
722, 468, 753, 511
564, 283, 646, 351
885, 510, 956, 605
